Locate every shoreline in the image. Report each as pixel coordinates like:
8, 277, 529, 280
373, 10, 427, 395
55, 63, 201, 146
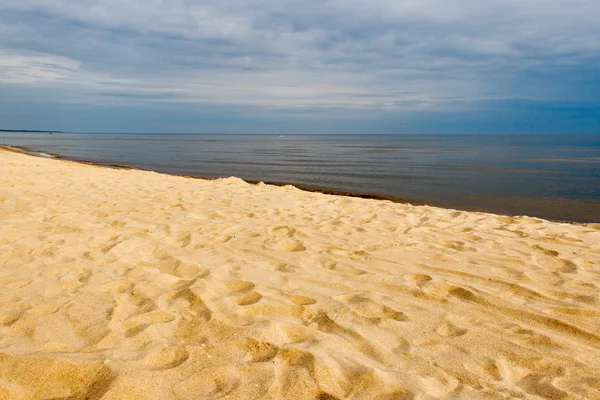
1, 145, 590, 225
1, 147, 600, 398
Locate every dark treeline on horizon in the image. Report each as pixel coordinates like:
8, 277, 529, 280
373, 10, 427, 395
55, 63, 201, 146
0, 129, 62, 133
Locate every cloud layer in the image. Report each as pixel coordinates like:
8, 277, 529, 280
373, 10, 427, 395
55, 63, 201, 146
0, 0, 599, 131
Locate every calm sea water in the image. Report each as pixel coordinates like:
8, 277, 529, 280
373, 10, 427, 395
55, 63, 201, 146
1, 132, 599, 222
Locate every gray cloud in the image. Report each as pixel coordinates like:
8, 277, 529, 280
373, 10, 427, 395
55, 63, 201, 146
0, 0, 599, 111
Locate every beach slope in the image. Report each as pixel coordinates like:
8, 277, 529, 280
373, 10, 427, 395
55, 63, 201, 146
1, 148, 599, 399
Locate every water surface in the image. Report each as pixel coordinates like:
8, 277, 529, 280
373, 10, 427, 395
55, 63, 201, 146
1, 132, 598, 222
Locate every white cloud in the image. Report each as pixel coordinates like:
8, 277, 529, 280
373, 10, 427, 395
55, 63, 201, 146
0, 49, 80, 83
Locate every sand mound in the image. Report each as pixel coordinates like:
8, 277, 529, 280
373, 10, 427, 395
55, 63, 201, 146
1, 148, 600, 399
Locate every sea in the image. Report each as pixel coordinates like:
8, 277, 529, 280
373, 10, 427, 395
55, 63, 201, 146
1, 132, 599, 223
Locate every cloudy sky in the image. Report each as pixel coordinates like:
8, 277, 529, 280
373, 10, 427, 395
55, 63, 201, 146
1, 0, 599, 133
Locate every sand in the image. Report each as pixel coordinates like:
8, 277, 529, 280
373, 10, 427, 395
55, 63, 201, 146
1, 148, 600, 400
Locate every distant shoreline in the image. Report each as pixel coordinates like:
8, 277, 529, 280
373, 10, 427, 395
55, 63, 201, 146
0, 129, 62, 133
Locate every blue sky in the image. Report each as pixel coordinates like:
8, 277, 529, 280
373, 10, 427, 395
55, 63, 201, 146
0, 0, 599, 133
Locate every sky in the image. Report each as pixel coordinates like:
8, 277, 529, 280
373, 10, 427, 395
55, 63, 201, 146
0, 0, 599, 134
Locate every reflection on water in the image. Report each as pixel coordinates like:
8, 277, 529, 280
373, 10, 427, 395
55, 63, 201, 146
535, 158, 600, 163
1, 132, 599, 222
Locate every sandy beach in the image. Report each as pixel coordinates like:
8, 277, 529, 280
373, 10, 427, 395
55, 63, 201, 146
1, 147, 600, 399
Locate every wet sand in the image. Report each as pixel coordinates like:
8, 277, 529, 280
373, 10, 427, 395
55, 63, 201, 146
1, 148, 600, 399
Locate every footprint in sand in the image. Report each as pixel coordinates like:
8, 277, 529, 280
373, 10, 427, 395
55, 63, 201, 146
319, 259, 366, 276
516, 374, 569, 399
277, 264, 297, 273
403, 273, 432, 287
494, 356, 568, 399
288, 295, 317, 306
0, 299, 30, 326
436, 321, 467, 337
464, 358, 502, 381
270, 239, 306, 252
102, 280, 134, 293
236, 291, 263, 306
222, 280, 255, 294
533, 245, 560, 257
142, 346, 189, 370
122, 311, 175, 337
508, 327, 559, 348
270, 261, 297, 273
0, 311, 23, 326
242, 338, 278, 362
558, 259, 578, 274
270, 225, 299, 238
337, 294, 406, 322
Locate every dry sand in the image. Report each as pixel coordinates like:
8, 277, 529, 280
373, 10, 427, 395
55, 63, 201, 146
1, 148, 600, 400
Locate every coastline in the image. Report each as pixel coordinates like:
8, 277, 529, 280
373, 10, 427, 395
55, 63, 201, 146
2, 144, 592, 225
1, 147, 600, 399
1, 144, 431, 205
